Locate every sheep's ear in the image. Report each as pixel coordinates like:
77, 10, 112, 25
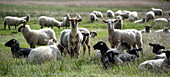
102, 20, 107, 23
23, 21, 26, 27
77, 19, 82, 22
161, 46, 165, 49
114, 19, 119, 23
53, 39, 57, 43
114, 52, 119, 55
137, 48, 143, 51
149, 43, 154, 46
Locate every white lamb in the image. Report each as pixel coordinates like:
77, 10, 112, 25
62, 14, 71, 29
134, 18, 146, 23
151, 8, 163, 16
3, 14, 30, 30
39, 16, 61, 29
107, 10, 114, 18
128, 11, 138, 22
146, 11, 155, 22
93, 11, 103, 18
18, 22, 56, 48
154, 18, 168, 22
90, 13, 98, 22
28, 39, 61, 63
103, 19, 143, 50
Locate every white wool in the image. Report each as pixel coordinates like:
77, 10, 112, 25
92, 11, 103, 18
90, 13, 98, 21
128, 11, 138, 22
134, 18, 146, 23
62, 14, 71, 28
154, 18, 168, 22
146, 11, 155, 22
115, 16, 123, 29
107, 10, 114, 18
151, 8, 163, 16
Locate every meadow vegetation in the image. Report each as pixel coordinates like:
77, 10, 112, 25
0, 0, 170, 76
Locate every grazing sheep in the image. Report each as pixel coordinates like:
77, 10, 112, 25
28, 39, 61, 63
103, 19, 143, 50
3, 14, 30, 30
62, 14, 71, 29
39, 16, 61, 29
154, 18, 168, 22
107, 10, 114, 18
90, 13, 98, 22
90, 31, 97, 38
115, 16, 123, 29
18, 22, 56, 48
146, 11, 155, 22
151, 8, 163, 16
5, 39, 32, 58
140, 26, 152, 33
128, 11, 138, 22
68, 18, 83, 58
139, 50, 170, 72
134, 18, 146, 23
154, 27, 170, 34
149, 43, 166, 59
93, 11, 103, 18
75, 14, 81, 18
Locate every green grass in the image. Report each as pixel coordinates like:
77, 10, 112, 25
0, 3, 170, 77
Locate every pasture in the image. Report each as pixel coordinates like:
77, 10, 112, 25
0, 0, 170, 76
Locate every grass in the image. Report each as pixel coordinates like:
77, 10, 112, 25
0, 2, 170, 76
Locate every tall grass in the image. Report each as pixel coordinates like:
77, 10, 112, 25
0, 2, 170, 76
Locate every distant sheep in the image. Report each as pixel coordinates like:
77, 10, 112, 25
28, 39, 61, 63
75, 14, 81, 18
128, 11, 138, 22
39, 16, 61, 29
5, 39, 32, 58
146, 11, 155, 22
3, 14, 30, 30
90, 31, 97, 38
115, 16, 123, 29
134, 18, 146, 23
151, 8, 163, 16
90, 13, 98, 22
107, 10, 114, 18
18, 22, 56, 48
93, 11, 103, 18
62, 14, 71, 29
154, 18, 168, 22
140, 26, 152, 33
154, 27, 170, 34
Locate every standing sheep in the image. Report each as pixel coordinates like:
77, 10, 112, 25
18, 22, 56, 48
62, 14, 71, 29
146, 11, 155, 22
128, 11, 138, 22
90, 13, 98, 22
3, 14, 30, 30
39, 16, 61, 29
151, 8, 163, 16
107, 10, 114, 18
93, 11, 103, 18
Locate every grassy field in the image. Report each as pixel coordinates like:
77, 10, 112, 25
0, 0, 170, 76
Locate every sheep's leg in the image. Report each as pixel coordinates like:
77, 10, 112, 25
76, 45, 81, 59
133, 43, 137, 48
51, 26, 53, 29
8, 25, 11, 30
41, 26, 43, 29
4, 24, 6, 30
83, 45, 86, 55
87, 45, 91, 56
15, 25, 17, 30
137, 42, 143, 57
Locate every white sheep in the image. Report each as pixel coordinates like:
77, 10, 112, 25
146, 11, 155, 22
39, 16, 61, 29
140, 26, 152, 33
61, 14, 71, 29
28, 39, 61, 63
75, 14, 81, 18
128, 11, 138, 22
107, 10, 114, 18
151, 8, 163, 16
90, 31, 97, 38
134, 18, 146, 23
154, 27, 170, 34
3, 14, 30, 30
115, 16, 123, 29
90, 13, 98, 22
154, 18, 168, 22
18, 22, 56, 48
103, 19, 143, 50
115, 10, 122, 16
93, 11, 103, 18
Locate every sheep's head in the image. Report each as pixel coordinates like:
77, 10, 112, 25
18, 21, 26, 32
103, 19, 119, 29
93, 41, 109, 55
120, 41, 131, 50
69, 18, 82, 28
145, 26, 151, 33
149, 43, 165, 54
46, 39, 57, 46
5, 39, 19, 48
90, 31, 97, 38
127, 48, 143, 58
65, 14, 71, 20
163, 27, 169, 32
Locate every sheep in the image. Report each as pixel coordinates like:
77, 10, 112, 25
75, 14, 81, 18
39, 16, 61, 29
149, 43, 166, 59
90, 31, 97, 38
3, 14, 30, 30
5, 39, 32, 58
115, 16, 123, 29
92, 11, 103, 18
154, 27, 170, 34
134, 18, 146, 23
90, 13, 98, 22
18, 22, 56, 48
28, 39, 61, 63
140, 26, 152, 33
115, 10, 122, 16
146, 11, 155, 22
68, 18, 83, 58
107, 10, 114, 18
102, 19, 143, 50
154, 18, 168, 22
128, 11, 138, 22
151, 8, 163, 16
139, 50, 170, 72
62, 14, 71, 29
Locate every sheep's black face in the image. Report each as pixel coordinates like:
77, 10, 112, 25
121, 41, 131, 50
69, 19, 82, 28
149, 43, 165, 54
145, 26, 151, 33
18, 26, 24, 32
128, 48, 142, 58
5, 39, 19, 47
93, 41, 109, 54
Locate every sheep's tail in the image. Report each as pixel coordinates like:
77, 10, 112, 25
26, 14, 30, 22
